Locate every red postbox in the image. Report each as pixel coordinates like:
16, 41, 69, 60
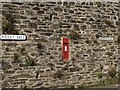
62, 38, 69, 61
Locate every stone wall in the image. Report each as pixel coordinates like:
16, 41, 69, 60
1, 1, 120, 88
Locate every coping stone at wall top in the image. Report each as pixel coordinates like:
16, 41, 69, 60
0, 0, 119, 2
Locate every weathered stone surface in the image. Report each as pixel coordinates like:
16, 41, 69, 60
116, 21, 120, 26
37, 10, 45, 14
54, 7, 63, 11
1, 2, 119, 89
2, 61, 12, 70
2, 81, 11, 88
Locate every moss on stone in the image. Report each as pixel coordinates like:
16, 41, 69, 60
96, 72, 103, 79
25, 56, 35, 66
96, 2, 102, 7
105, 19, 114, 27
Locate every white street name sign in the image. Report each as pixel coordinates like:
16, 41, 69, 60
0, 35, 27, 41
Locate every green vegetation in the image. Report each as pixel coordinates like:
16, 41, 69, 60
25, 56, 35, 66
16, 46, 26, 56
19, 47, 26, 54
78, 83, 87, 89
96, 2, 102, 7
87, 68, 118, 88
96, 72, 103, 79
98, 80, 105, 86
108, 67, 117, 78
2, 12, 19, 34
68, 31, 80, 40
90, 77, 117, 88
105, 19, 114, 27
105, 77, 117, 85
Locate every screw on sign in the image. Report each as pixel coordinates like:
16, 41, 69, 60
62, 38, 69, 61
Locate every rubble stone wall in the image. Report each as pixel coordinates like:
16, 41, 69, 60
1, 1, 120, 88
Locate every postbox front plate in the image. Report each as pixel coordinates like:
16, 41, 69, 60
62, 38, 69, 61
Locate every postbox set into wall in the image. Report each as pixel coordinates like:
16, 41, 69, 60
62, 38, 69, 61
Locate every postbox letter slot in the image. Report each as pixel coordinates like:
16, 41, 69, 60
65, 46, 67, 51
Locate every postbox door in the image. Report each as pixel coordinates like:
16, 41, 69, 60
63, 38, 69, 61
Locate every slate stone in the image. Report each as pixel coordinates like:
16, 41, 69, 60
2, 81, 11, 88
37, 10, 45, 14
81, 2, 86, 5
44, 33, 53, 36
69, 2, 75, 6
116, 21, 120, 26
40, 4, 45, 7
2, 61, 12, 70
89, 18, 95, 21
69, 10, 74, 13
73, 24, 79, 30
54, 7, 63, 11
63, 2, 68, 6
33, 7, 40, 10
80, 25, 86, 30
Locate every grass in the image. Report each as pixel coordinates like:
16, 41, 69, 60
97, 80, 105, 86
96, 72, 103, 79
90, 77, 117, 88
105, 77, 117, 85
78, 83, 87, 89
88, 68, 118, 88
